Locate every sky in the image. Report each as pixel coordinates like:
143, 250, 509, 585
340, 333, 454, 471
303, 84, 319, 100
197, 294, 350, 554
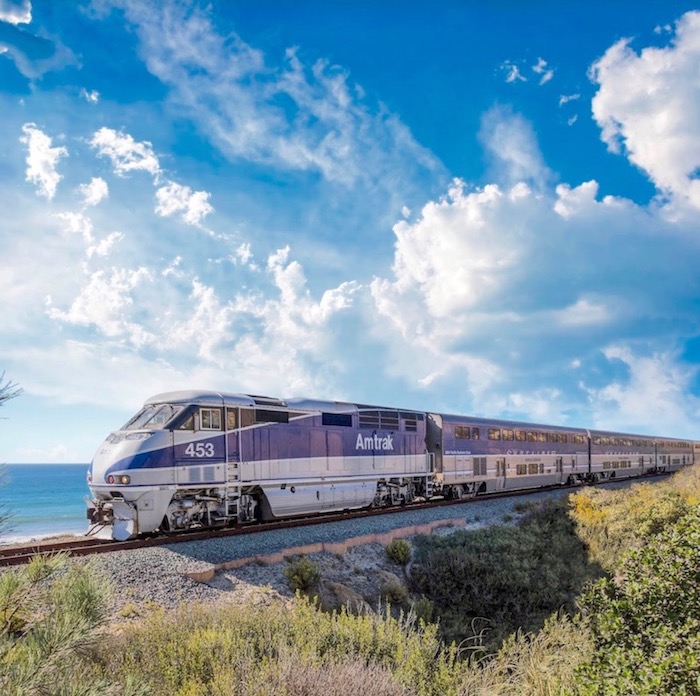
2, 0, 700, 463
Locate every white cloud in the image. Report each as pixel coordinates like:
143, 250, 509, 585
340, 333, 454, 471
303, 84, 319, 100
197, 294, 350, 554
19, 123, 67, 199
0, 0, 31, 25
56, 211, 94, 243
479, 106, 551, 189
89, 127, 161, 177
559, 93, 580, 106
47, 266, 155, 347
96, 1, 441, 194
502, 60, 527, 83
590, 11, 700, 209
141, 245, 362, 393
87, 231, 124, 258
369, 114, 700, 423
155, 181, 213, 226
584, 345, 700, 436
79, 176, 108, 206
0, 6, 76, 79
233, 243, 254, 267
162, 255, 183, 277
80, 88, 100, 103
532, 57, 554, 85
552, 298, 612, 327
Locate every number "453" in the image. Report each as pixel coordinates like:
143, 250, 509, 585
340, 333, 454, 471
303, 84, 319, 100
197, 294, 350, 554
184, 442, 215, 458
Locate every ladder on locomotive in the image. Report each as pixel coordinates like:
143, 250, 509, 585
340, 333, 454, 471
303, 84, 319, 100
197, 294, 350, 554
226, 461, 241, 519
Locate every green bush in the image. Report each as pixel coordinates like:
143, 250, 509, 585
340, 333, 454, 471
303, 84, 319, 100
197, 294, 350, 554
575, 506, 700, 695
0, 553, 124, 696
385, 539, 411, 565
380, 580, 409, 606
410, 596, 434, 625
284, 555, 321, 592
410, 499, 602, 650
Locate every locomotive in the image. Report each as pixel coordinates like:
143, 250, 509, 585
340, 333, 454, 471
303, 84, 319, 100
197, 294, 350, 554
86, 390, 695, 540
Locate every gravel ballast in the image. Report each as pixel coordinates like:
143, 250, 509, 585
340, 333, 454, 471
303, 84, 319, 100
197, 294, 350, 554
88, 481, 644, 618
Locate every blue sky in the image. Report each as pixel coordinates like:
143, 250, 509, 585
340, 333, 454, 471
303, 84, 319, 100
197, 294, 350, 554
2, 0, 700, 462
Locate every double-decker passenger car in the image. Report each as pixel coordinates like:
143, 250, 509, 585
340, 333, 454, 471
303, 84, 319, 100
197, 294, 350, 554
426, 414, 590, 495
86, 390, 696, 540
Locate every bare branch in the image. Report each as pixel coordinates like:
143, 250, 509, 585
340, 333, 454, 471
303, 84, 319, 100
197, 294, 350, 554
0, 372, 22, 406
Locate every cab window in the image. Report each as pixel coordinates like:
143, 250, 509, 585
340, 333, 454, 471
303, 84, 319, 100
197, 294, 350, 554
122, 404, 182, 430
200, 408, 222, 430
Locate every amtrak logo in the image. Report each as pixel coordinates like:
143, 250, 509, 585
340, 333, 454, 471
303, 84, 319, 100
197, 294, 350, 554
356, 433, 394, 450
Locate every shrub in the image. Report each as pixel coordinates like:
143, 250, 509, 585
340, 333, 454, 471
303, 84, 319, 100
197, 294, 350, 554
461, 612, 593, 695
0, 553, 121, 695
284, 555, 321, 592
95, 596, 464, 696
410, 498, 602, 650
410, 596, 434, 624
385, 539, 411, 565
570, 479, 689, 571
380, 580, 409, 606
575, 506, 700, 694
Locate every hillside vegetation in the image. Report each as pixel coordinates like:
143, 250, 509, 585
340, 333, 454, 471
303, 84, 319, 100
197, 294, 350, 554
2, 466, 699, 694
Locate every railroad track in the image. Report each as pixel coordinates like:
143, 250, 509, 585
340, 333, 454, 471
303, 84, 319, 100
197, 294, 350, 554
0, 474, 664, 568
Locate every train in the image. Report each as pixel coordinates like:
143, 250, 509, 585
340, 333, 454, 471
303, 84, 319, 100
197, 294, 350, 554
86, 390, 696, 540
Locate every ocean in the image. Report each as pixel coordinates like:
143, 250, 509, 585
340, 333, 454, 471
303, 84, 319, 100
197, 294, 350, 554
0, 464, 90, 544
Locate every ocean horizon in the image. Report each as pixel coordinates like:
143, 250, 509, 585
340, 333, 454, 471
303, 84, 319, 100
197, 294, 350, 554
0, 463, 90, 544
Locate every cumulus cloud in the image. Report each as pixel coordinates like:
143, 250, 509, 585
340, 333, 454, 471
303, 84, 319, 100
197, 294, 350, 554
135, 245, 363, 392
56, 211, 94, 243
233, 242, 253, 265
90, 127, 161, 177
0, 0, 31, 24
87, 231, 124, 258
155, 181, 213, 226
79, 177, 108, 206
590, 11, 700, 209
19, 123, 67, 199
47, 266, 154, 346
370, 137, 700, 428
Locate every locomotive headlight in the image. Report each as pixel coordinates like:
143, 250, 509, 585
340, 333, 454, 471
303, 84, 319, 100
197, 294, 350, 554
106, 475, 131, 485
125, 433, 150, 441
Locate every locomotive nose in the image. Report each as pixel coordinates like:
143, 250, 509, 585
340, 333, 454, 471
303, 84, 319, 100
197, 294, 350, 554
88, 431, 152, 489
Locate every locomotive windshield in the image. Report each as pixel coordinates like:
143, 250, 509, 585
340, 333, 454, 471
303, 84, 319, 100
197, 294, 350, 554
121, 403, 183, 430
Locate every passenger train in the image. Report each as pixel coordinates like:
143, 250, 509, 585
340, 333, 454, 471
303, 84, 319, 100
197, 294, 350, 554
86, 391, 696, 540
